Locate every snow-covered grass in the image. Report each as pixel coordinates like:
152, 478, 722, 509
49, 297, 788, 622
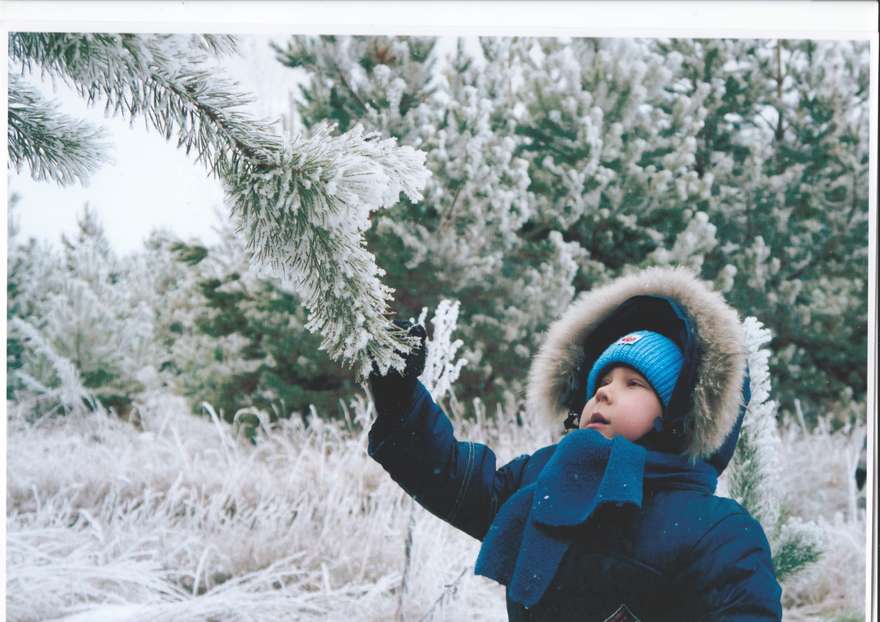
773, 413, 868, 622
5, 390, 866, 621
5, 389, 543, 622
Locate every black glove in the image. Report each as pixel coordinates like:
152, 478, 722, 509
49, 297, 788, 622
368, 319, 427, 419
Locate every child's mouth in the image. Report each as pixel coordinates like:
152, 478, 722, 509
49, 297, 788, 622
587, 412, 609, 425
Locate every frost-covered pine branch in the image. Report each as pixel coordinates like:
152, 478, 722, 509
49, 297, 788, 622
9, 32, 431, 378
10, 33, 279, 172
6, 74, 108, 185
223, 122, 429, 379
726, 316, 821, 582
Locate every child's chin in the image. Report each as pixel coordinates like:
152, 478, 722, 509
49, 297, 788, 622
584, 423, 614, 440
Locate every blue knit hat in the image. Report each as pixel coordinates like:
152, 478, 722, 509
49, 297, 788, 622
586, 330, 684, 409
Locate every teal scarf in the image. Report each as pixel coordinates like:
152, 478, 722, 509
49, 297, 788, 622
474, 429, 717, 607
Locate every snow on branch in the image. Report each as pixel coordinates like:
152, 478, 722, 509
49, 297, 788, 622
224, 123, 429, 378
8, 33, 431, 378
6, 75, 109, 185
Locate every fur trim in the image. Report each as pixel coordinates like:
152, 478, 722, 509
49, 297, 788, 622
525, 266, 746, 458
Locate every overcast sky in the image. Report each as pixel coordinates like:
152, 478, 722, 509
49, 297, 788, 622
8, 35, 302, 255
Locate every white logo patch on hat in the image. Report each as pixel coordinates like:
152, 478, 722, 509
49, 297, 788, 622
616, 334, 643, 345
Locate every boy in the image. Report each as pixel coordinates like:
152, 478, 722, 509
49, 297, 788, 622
367, 266, 782, 621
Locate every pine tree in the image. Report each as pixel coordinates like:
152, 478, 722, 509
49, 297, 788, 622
651, 38, 870, 425
274, 35, 868, 423
276, 36, 590, 407
155, 211, 359, 422
10, 33, 867, 431
7, 205, 155, 417
7, 195, 28, 400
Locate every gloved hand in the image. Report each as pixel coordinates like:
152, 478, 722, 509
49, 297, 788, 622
368, 319, 427, 419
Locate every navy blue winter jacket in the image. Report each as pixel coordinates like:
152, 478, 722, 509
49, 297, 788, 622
368, 267, 783, 621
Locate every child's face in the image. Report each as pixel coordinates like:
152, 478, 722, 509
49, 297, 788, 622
578, 365, 662, 441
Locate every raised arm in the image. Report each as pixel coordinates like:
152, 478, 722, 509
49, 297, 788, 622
369, 381, 530, 540
366, 322, 530, 540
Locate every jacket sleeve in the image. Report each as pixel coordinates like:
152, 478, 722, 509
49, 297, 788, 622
368, 380, 530, 541
687, 511, 783, 622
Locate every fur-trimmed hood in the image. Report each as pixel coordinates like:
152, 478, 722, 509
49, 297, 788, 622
525, 266, 747, 459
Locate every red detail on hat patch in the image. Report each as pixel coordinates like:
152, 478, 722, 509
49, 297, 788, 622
617, 334, 643, 345
603, 603, 641, 622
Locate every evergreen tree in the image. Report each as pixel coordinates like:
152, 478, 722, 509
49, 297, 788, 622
651, 38, 870, 425
9, 33, 867, 430
275, 35, 868, 423
6, 195, 27, 400
7, 75, 108, 185
155, 211, 358, 422
7, 205, 155, 417
276, 37, 587, 407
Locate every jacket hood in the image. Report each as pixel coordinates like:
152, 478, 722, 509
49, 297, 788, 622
525, 266, 747, 459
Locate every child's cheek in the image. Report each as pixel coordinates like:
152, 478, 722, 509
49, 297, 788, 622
577, 400, 593, 429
